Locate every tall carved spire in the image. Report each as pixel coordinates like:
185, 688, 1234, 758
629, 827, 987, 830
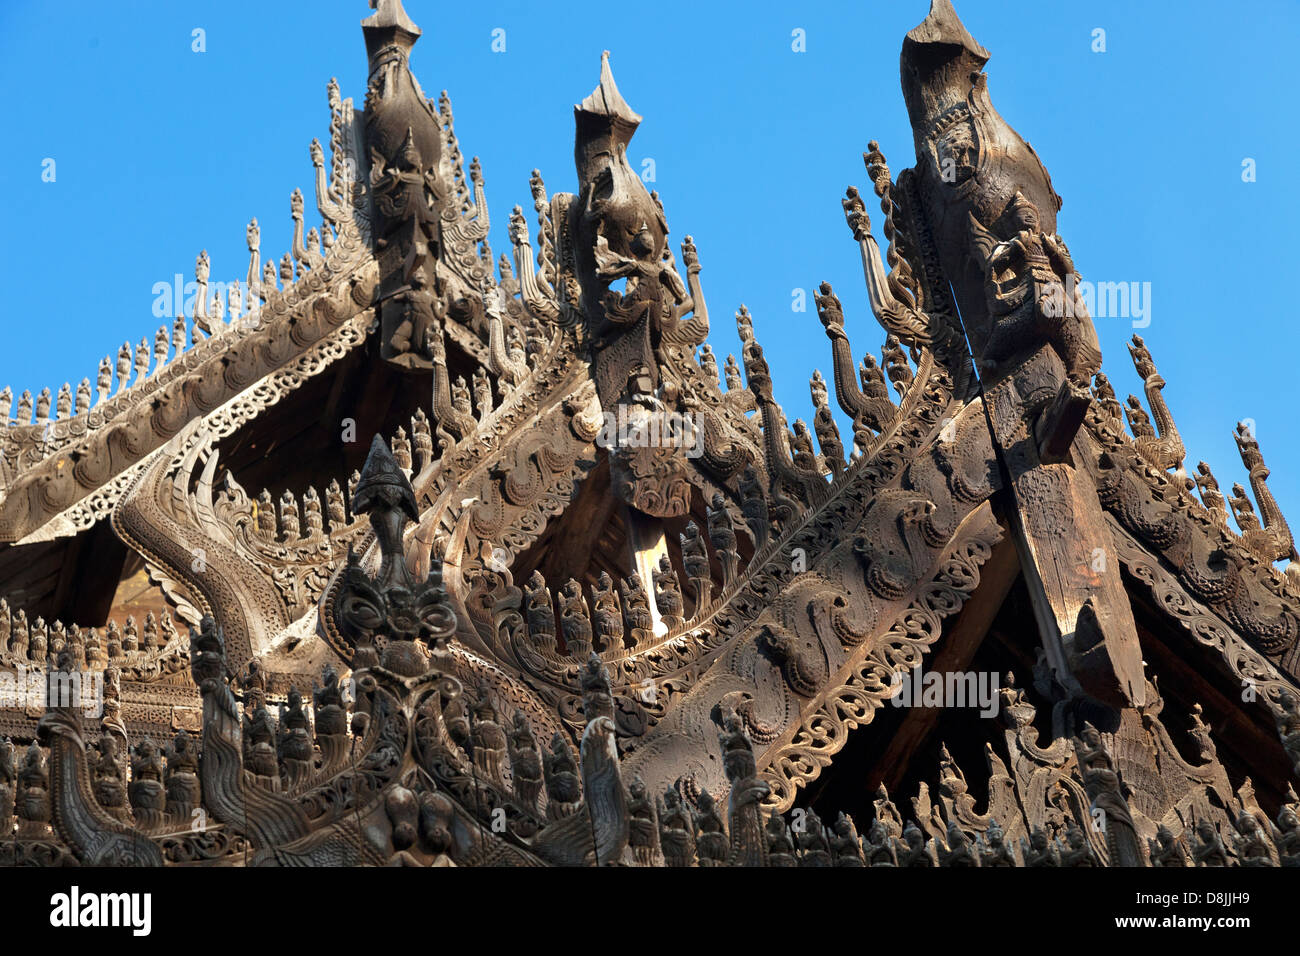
362, 0, 446, 368
361, 0, 422, 65
572, 50, 671, 407
895, 0, 1139, 711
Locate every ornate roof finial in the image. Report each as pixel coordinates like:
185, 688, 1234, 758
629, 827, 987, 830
1231, 422, 1297, 568
361, 0, 421, 59
352, 434, 419, 591
903, 0, 989, 68
576, 50, 643, 134
1126, 335, 1184, 473
574, 50, 644, 180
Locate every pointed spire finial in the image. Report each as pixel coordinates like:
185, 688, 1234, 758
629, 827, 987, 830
904, 0, 989, 63
362, 0, 421, 41
576, 50, 642, 133
353, 433, 418, 524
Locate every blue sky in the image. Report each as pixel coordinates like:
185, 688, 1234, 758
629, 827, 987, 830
2, 0, 1297, 530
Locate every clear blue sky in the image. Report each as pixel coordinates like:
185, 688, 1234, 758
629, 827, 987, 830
2, 0, 1297, 530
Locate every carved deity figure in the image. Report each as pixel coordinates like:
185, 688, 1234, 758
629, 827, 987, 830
866, 818, 897, 866
559, 580, 593, 659
679, 521, 712, 607
89, 736, 127, 815
830, 813, 865, 866
1276, 806, 1300, 867
1191, 820, 1230, 867
659, 788, 696, 867
313, 666, 349, 739
1075, 722, 1142, 867
0, 738, 15, 827
764, 814, 797, 867
277, 689, 314, 786
1021, 826, 1060, 867
244, 706, 280, 782
543, 733, 581, 820
524, 571, 558, 654
165, 730, 200, 815
719, 711, 769, 867
1148, 824, 1187, 867
579, 653, 615, 724
626, 777, 659, 866
967, 192, 1101, 385
239, 660, 267, 712
898, 821, 934, 867
590, 571, 624, 652
1232, 812, 1276, 867
693, 791, 729, 867
468, 689, 509, 787
1277, 691, 1300, 776
1059, 822, 1095, 867
620, 573, 653, 645
940, 820, 979, 867
507, 711, 544, 815
128, 738, 166, 825
978, 819, 1017, 867
17, 742, 50, 828
652, 553, 684, 629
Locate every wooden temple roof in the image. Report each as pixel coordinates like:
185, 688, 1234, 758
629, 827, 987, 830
0, 0, 1296, 869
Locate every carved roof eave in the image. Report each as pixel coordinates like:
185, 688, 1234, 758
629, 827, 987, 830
106, 312, 586, 685
295, 344, 988, 800
1106, 514, 1300, 725
0, 235, 380, 546
1085, 405, 1300, 680
587, 362, 1008, 809
756, 502, 1003, 811
501, 348, 957, 684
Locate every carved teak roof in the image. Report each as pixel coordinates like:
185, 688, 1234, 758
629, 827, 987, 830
0, 0, 1297, 869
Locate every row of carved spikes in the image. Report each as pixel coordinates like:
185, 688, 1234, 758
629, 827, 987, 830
1094, 334, 1297, 574
219, 667, 561, 826
0, 255, 325, 435
1, 660, 351, 833
0, 600, 178, 669
2, 668, 553, 828
521, 513, 749, 661
693, 306, 912, 495
243, 411, 434, 545
0, 78, 360, 432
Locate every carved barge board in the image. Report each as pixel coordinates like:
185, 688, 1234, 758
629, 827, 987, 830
983, 346, 1145, 711
757, 501, 1005, 812
872, 526, 1020, 793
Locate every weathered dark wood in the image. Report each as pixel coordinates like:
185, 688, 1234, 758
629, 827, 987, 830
0, 0, 1291, 870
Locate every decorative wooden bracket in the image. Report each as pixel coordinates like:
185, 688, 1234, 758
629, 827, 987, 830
1033, 378, 1091, 464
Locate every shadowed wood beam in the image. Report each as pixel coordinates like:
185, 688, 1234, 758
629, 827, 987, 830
546, 457, 621, 585
58, 520, 129, 625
